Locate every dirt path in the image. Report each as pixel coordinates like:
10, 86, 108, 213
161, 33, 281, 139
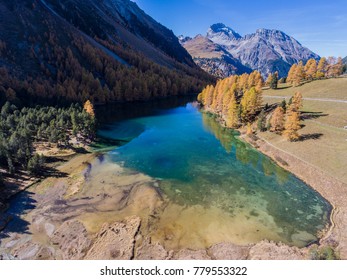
264, 95, 347, 103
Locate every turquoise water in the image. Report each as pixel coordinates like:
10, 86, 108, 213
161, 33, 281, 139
98, 98, 331, 248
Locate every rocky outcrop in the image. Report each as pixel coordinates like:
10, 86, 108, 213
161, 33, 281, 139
135, 238, 171, 260
85, 216, 141, 260
174, 249, 211, 260
249, 241, 307, 260
12, 242, 41, 260
35, 246, 55, 260
208, 243, 250, 260
51, 220, 91, 260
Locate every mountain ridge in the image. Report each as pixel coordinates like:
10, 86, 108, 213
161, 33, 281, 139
179, 34, 252, 78
180, 23, 320, 78
0, 0, 213, 105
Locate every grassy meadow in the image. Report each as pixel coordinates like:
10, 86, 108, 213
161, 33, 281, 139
260, 78, 347, 184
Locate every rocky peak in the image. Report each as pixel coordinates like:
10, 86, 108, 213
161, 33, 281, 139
178, 35, 192, 44
180, 23, 320, 78
253, 28, 296, 43
207, 23, 242, 45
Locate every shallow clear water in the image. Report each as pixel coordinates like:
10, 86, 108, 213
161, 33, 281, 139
98, 97, 332, 249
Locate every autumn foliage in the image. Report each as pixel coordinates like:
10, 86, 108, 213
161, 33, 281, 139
83, 100, 95, 118
283, 108, 301, 141
287, 57, 344, 87
198, 71, 264, 128
270, 92, 302, 141
270, 107, 285, 134
0, 26, 213, 107
198, 70, 304, 142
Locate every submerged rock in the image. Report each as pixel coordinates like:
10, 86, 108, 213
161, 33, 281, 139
85, 216, 141, 260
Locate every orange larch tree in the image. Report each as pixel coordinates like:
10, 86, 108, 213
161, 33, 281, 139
83, 100, 95, 118
270, 107, 285, 134
283, 107, 301, 141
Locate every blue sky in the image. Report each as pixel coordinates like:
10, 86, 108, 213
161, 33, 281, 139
133, 0, 347, 57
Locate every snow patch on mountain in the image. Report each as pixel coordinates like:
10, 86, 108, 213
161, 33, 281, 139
207, 23, 242, 46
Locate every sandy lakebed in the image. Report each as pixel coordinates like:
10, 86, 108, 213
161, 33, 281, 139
0, 132, 344, 260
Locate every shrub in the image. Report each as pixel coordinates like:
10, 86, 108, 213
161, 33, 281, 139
309, 245, 339, 260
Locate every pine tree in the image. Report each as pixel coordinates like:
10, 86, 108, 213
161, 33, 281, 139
280, 99, 287, 112
27, 153, 45, 175
270, 107, 285, 134
288, 97, 293, 107
269, 72, 278, 89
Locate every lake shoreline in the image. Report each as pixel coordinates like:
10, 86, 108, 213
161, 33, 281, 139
0, 140, 336, 260
199, 105, 344, 257
0, 145, 89, 232
0, 156, 309, 260
240, 131, 347, 259
1, 103, 343, 260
